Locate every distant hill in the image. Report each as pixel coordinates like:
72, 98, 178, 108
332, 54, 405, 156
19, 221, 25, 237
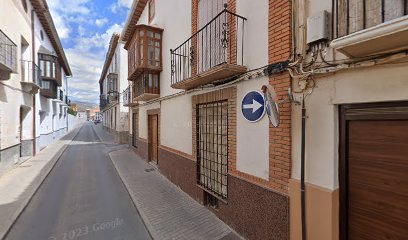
71, 101, 99, 112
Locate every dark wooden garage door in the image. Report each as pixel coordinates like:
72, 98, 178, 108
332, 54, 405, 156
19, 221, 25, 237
340, 103, 408, 240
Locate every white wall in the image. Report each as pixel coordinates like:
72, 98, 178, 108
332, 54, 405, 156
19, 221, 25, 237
234, 0, 270, 179
138, 101, 160, 139
68, 114, 85, 132
291, 63, 408, 190
237, 0, 269, 69
101, 41, 128, 133
135, 0, 192, 98
134, 0, 271, 181
33, 6, 69, 148
160, 94, 193, 154
236, 77, 270, 180
0, 0, 34, 150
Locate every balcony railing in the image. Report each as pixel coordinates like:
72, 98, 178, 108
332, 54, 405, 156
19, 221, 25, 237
335, 0, 408, 38
0, 30, 17, 75
170, 8, 247, 89
123, 86, 132, 106
21, 60, 42, 87
100, 95, 109, 110
108, 91, 119, 103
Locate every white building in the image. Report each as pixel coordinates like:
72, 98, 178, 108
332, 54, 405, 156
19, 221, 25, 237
121, 0, 291, 239
289, 1, 408, 239
0, 0, 72, 175
99, 34, 129, 143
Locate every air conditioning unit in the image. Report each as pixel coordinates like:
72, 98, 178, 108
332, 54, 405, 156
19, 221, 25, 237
307, 10, 331, 44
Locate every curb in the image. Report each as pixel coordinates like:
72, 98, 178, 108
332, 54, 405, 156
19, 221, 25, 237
109, 150, 160, 240
0, 124, 84, 240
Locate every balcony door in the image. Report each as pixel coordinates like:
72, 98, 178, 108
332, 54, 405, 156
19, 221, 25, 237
197, 0, 228, 74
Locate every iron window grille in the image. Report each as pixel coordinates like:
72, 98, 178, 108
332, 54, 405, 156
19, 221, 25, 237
196, 100, 228, 199
335, 0, 408, 38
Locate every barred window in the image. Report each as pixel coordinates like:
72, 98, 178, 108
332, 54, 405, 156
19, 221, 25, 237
196, 101, 228, 199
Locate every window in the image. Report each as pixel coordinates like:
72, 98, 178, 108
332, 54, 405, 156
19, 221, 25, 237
127, 25, 163, 79
133, 72, 160, 97
42, 80, 50, 89
39, 54, 58, 79
148, 0, 155, 22
336, 0, 408, 38
40, 30, 44, 41
147, 30, 161, 67
197, 101, 228, 199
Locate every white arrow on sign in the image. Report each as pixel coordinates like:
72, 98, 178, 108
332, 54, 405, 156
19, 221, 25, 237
243, 99, 263, 114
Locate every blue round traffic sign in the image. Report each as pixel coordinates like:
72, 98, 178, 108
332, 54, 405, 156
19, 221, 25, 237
241, 91, 265, 122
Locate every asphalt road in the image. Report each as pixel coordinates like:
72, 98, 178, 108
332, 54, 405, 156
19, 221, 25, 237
5, 124, 152, 240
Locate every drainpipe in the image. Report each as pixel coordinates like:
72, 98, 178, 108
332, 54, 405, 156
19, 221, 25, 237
300, 96, 307, 240
31, 9, 36, 156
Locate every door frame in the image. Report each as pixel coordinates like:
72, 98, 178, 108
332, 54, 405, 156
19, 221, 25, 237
147, 109, 160, 164
339, 101, 408, 240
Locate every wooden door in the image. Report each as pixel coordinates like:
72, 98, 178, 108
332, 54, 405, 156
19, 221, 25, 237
148, 114, 158, 164
340, 103, 408, 240
132, 112, 138, 147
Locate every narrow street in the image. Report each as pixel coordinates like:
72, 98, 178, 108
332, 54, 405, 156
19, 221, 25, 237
4, 123, 151, 240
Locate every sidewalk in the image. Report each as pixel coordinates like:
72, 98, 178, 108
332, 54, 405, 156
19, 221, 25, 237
0, 124, 83, 240
92, 125, 243, 240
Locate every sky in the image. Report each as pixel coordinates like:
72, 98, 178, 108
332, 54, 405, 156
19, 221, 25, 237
48, 0, 133, 103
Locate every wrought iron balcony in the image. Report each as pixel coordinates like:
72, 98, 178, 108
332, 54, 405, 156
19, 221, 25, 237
107, 72, 118, 81
0, 30, 17, 79
170, 8, 247, 90
21, 60, 42, 93
107, 90, 119, 103
132, 72, 160, 101
123, 86, 135, 107
100, 94, 109, 110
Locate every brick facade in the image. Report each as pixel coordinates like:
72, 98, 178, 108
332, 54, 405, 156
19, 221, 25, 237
192, 87, 237, 173
268, 0, 292, 194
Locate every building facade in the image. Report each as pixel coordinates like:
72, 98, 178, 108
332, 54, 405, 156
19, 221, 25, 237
122, 0, 293, 239
99, 34, 129, 143
0, 0, 72, 175
289, 1, 408, 240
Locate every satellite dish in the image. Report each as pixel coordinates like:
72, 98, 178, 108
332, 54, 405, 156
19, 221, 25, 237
261, 85, 280, 127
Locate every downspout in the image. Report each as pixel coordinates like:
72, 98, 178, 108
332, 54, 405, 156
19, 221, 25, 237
31, 9, 36, 156
291, 1, 307, 238
300, 96, 307, 240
